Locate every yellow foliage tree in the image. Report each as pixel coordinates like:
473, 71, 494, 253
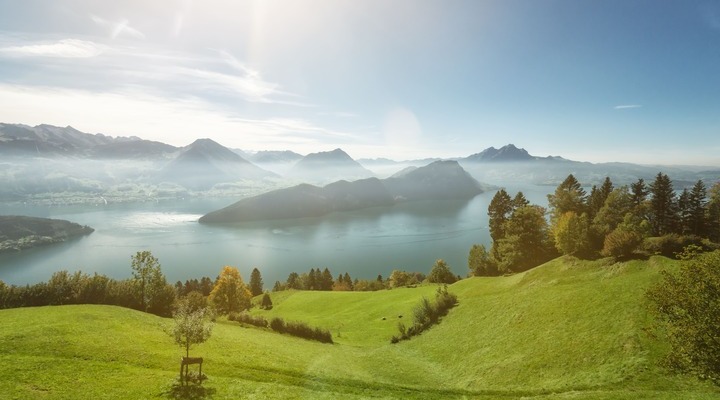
209, 266, 252, 315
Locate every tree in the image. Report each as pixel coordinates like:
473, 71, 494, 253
552, 211, 592, 257
649, 172, 678, 236
130, 250, 173, 314
468, 244, 498, 276
688, 180, 708, 237
488, 189, 513, 245
209, 266, 252, 315
547, 174, 587, 226
647, 251, 720, 381
512, 192, 530, 211
249, 268, 263, 297
496, 205, 553, 273
260, 293, 273, 310
286, 272, 300, 289
320, 268, 334, 291
587, 177, 614, 219
171, 295, 213, 384
389, 270, 411, 288
709, 183, 720, 242
630, 178, 649, 207
428, 259, 457, 284
593, 187, 634, 237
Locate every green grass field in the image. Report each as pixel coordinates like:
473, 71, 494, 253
2, 256, 720, 399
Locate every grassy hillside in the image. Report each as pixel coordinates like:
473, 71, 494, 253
2, 256, 720, 399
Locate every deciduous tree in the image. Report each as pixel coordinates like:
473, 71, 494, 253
209, 266, 252, 315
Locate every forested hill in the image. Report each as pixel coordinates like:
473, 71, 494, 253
0, 215, 94, 252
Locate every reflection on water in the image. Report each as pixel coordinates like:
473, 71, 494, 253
0, 184, 552, 286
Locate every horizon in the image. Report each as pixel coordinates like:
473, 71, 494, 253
1, 1, 719, 165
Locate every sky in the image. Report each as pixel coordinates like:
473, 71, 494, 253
0, 0, 718, 165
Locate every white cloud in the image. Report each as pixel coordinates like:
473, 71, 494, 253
91, 14, 146, 40
0, 84, 354, 152
0, 39, 104, 58
613, 104, 642, 110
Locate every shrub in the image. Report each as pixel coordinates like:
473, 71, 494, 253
391, 285, 458, 343
268, 317, 333, 343
232, 312, 268, 328
601, 229, 642, 259
642, 234, 705, 258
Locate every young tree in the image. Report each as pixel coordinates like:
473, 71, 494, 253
249, 268, 264, 297
260, 293, 273, 310
209, 266, 252, 315
130, 250, 171, 313
428, 259, 457, 284
171, 296, 213, 373
601, 228, 641, 259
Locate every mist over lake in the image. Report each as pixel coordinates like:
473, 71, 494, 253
0, 184, 551, 286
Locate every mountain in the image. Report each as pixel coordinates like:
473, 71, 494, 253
249, 150, 304, 164
384, 160, 485, 201
200, 160, 483, 223
290, 148, 374, 183
157, 139, 276, 190
464, 144, 534, 162
0, 215, 94, 252
90, 140, 177, 159
0, 123, 138, 157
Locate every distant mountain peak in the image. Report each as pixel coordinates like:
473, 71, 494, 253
465, 144, 534, 162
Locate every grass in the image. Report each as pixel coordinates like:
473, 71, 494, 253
2, 256, 720, 399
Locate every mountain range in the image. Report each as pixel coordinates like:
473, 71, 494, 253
1, 123, 718, 202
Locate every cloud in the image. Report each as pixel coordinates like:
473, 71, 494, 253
613, 104, 642, 110
0, 84, 354, 151
91, 14, 146, 39
0, 39, 104, 58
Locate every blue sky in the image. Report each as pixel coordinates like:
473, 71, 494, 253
0, 0, 718, 164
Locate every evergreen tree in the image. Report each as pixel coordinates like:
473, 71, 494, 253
286, 272, 300, 289
593, 186, 634, 237
343, 272, 353, 290
468, 244, 498, 276
649, 173, 678, 236
272, 280, 285, 292
260, 293, 273, 309
688, 180, 708, 237
588, 177, 613, 218
307, 268, 318, 290
630, 178, 649, 206
548, 174, 587, 225
677, 188, 692, 235
249, 267, 263, 297
511, 192, 530, 212
708, 183, 720, 242
321, 268, 334, 291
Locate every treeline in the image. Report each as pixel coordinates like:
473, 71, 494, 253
469, 174, 720, 276
0, 252, 262, 319
271, 260, 459, 293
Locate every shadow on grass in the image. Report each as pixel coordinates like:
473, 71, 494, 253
161, 381, 216, 400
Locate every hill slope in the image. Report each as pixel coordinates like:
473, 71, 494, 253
2, 257, 720, 399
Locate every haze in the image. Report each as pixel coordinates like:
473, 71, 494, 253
0, 0, 719, 165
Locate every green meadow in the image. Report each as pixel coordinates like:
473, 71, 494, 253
2, 256, 719, 399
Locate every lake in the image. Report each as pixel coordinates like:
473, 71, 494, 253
0, 185, 552, 287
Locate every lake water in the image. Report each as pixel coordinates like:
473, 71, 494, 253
0, 185, 552, 287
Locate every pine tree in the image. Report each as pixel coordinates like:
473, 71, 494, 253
286, 272, 300, 289
649, 173, 678, 236
688, 180, 707, 237
321, 268, 334, 291
677, 189, 691, 235
343, 272, 353, 290
249, 268, 263, 297
511, 192, 529, 212
547, 174, 587, 225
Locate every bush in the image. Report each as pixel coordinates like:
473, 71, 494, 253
230, 312, 268, 328
642, 234, 705, 259
268, 317, 333, 343
391, 285, 457, 343
601, 229, 642, 259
